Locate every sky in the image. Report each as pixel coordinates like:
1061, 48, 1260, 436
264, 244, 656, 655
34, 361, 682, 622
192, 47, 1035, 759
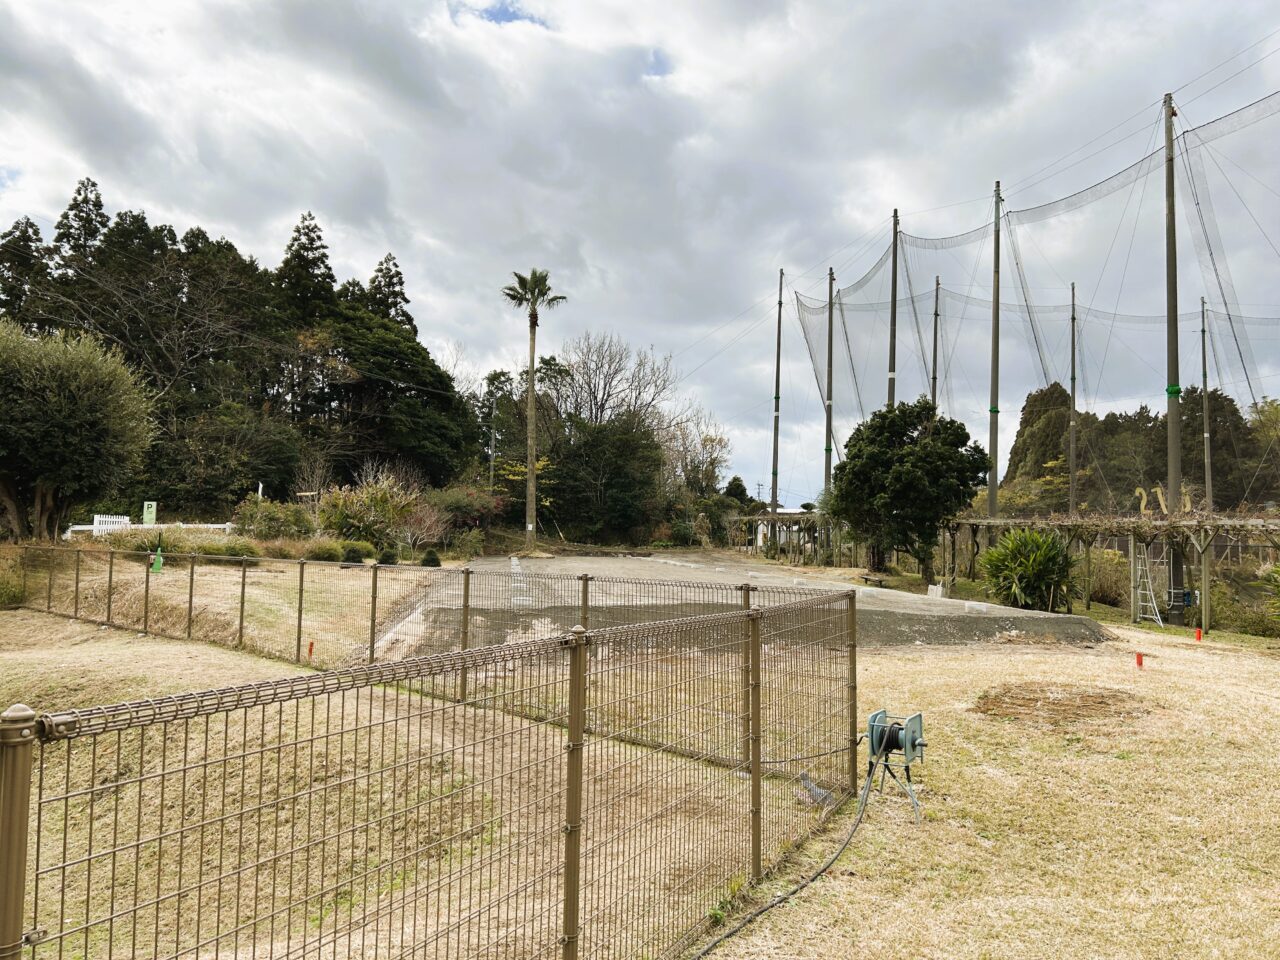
2, 0, 1279, 507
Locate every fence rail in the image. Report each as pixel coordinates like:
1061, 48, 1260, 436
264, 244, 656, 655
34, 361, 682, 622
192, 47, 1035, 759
0, 550, 858, 960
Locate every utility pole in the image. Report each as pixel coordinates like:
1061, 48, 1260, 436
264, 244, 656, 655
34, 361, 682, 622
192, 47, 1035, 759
1069, 281, 1078, 514
771, 269, 784, 545
1202, 297, 1213, 513
1164, 92, 1186, 624
824, 267, 835, 494
888, 209, 899, 406
930, 275, 940, 408
988, 181, 1002, 523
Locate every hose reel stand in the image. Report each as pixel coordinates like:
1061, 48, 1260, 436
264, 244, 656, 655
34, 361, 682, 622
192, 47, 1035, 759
866, 709, 926, 822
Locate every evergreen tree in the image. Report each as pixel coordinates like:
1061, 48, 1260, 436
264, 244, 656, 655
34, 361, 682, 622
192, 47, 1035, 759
52, 177, 109, 264
723, 476, 750, 505
1179, 386, 1257, 508
831, 397, 987, 580
276, 211, 336, 325
337, 278, 368, 306
368, 253, 415, 334
0, 217, 49, 329
1003, 383, 1070, 484
321, 305, 475, 483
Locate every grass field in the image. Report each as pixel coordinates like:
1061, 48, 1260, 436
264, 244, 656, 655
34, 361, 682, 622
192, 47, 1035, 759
699, 625, 1280, 960
6, 560, 1278, 960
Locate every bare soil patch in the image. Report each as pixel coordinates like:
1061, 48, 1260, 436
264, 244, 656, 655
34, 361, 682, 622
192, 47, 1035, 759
971, 681, 1147, 726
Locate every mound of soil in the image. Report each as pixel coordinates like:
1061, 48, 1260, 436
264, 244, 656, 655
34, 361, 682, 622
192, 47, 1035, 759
971, 681, 1147, 726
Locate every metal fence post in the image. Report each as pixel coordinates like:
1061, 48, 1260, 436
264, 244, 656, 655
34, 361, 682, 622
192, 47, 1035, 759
739, 584, 752, 765
0, 703, 37, 960
847, 591, 858, 795
186, 555, 196, 641
19, 547, 27, 605
105, 550, 115, 625
561, 625, 588, 960
143, 553, 152, 634
459, 568, 471, 702
748, 609, 763, 883
578, 574, 591, 631
237, 557, 247, 648
295, 560, 306, 662
45, 549, 53, 612
73, 549, 81, 618
368, 563, 380, 665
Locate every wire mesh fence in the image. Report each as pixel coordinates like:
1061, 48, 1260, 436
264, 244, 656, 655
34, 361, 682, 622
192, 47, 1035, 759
0, 585, 857, 960
0, 546, 834, 670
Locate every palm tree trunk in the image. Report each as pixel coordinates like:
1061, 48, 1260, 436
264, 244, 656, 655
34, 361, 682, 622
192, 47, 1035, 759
525, 314, 537, 549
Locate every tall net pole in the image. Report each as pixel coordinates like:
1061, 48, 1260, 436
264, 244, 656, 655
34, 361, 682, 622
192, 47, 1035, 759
1202, 295, 1213, 635
988, 181, 1002, 523
1069, 281, 1077, 514
824, 267, 835, 494
1202, 297, 1213, 513
888, 209, 899, 406
930, 275, 940, 408
1165, 92, 1186, 624
771, 268, 784, 545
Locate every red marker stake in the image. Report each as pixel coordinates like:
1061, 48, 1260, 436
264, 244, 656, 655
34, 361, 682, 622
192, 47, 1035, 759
1195, 628, 1202, 642
1135, 651, 1144, 669
308, 641, 315, 659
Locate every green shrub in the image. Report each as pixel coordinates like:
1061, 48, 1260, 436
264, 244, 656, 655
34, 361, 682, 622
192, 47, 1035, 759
981, 528, 1077, 612
0, 560, 23, 609
376, 548, 399, 566
448, 528, 485, 560
421, 549, 441, 568
428, 485, 501, 528
233, 497, 316, 540
670, 519, 696, 547
341, 545, 366, 565
338, 540, 376, 560
319, 475, 415, 549
303, 540, 343, 563
1201, 579, 1280, 637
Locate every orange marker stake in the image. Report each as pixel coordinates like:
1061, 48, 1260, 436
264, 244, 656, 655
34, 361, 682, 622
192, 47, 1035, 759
1195, 628, 1202, 642
308, 641, 315, 659
1135, 651, 1144, 669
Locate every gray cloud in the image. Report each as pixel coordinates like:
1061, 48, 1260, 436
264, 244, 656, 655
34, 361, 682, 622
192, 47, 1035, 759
0, 0, 1277, 505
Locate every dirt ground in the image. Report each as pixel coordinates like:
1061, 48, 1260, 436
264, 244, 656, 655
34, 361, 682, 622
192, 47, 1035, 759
696, 625, 1280, 960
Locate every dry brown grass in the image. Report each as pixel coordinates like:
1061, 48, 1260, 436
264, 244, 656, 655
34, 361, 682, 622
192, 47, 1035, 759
701, 627, 1280, 960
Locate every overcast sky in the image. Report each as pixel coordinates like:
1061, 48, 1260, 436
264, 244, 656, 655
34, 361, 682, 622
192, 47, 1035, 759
2, 0, 1278, 505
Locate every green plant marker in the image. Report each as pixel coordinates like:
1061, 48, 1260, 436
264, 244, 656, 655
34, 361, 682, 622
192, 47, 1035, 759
150, 546, 164, 573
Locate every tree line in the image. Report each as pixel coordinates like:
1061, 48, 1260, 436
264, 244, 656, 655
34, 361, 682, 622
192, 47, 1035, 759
1000, 382, 1280, 513
0, 179, 750, 543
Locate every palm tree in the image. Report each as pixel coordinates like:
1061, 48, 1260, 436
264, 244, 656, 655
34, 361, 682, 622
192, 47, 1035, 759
502, 269, 566, 548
